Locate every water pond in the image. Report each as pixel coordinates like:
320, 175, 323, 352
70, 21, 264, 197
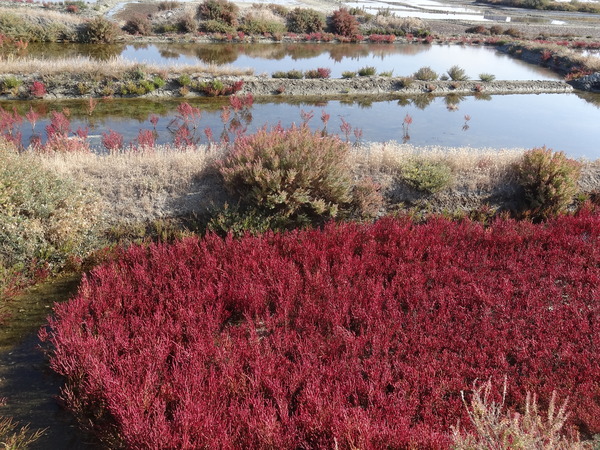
4, 91, 599, 159
24, 42, 561, 80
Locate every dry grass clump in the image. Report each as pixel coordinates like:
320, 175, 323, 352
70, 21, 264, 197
0, 415, 45, 450
0, 56, 253, 77
452, 378, 592, 449
240, 6, 285, 25
354, 142, 524, 190
373, 15, 428, 34
38, 146, 227, 224
518, 41, 600, 72
0, 7, 83, 27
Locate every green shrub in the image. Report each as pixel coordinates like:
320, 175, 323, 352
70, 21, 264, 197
479, 73, 496, 82
80, 17, 120, 43
239, 17, 286, 35
516, 147, 581, 218
155, 23, 179, 33
329, 8, 359, 37
0, 141, 101, 295
447, 65, 469, 81
413, 66, 438, 81
272, 70, 303, 79
358, 66, 376, 76
286, 7, 325, 33
341, 71, 356, 79
153, 76, 166, 88
1, 76, 22, 94
400, 159, 453, 193
200, 19, 236, 34
379, 70, 394, 77
121, 80, 146, 96
138, 80, 156, 93
0, 14, 29, 40
197, 0, 239, 26
177, 74, 192, 86
0, 13, 69, 42
218, 124, 353, 225
206, 202, 283, 237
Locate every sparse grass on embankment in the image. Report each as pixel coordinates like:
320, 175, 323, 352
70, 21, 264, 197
0, 56, 253, 77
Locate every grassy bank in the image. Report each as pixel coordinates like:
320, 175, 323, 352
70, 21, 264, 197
2, 125, 598, 298
1, 101, 599, 447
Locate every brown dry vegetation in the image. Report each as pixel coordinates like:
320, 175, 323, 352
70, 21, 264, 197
0, 6, 84, 26
0, 56, 253, 77
37, 147, 227, 225
33, 143, 597, 226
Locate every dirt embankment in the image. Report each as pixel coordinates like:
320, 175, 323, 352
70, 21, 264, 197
0, 74, 575, 101
238, 77, 574, 97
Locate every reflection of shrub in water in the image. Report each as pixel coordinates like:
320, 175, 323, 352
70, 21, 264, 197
285, 43, 325, 60
474, 92, 492, 101
412, 94, 435, 110
328, 43, 370, 62
193, 44, 239, 65
23, 42, 124, 61
444, 94, 465, 108
242, 43, 289, 60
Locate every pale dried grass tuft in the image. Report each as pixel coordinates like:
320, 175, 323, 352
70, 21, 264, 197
351, 142, 524, 190
0, 56, 253, 77
241, 6, 285, 25
525, 42, 600, 72
0, 415, 45, 450
452, 377, 592, 449
373, 15, 428, 33
0, 7, 84, 26
37, 145, 226, 224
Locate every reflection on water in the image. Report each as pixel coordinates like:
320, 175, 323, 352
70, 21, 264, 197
2, 92, 599, 158
20, 42, 561, 80
22, 42, 126, 61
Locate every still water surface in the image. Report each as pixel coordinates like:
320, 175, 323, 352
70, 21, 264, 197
4, 92, 599, 158
25, 42, 561, 80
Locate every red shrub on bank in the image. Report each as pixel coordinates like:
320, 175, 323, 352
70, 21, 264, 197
329, 8, 358, 37
29, 80, 46, 98
43, 213, 600, 448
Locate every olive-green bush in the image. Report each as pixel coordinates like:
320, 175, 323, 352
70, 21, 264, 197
401, 159, 453, 193
516, 147, 581, 218
0, 141, 102, 294
218, 124, 353, 225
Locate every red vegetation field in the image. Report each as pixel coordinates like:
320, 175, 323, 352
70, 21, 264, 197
43, 213, 600, 448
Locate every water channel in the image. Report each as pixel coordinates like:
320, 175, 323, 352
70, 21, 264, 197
2, 91, 599, 158
24, 42, 562, 80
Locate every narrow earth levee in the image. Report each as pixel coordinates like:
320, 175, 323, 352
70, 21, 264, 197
0, 75, 577, 101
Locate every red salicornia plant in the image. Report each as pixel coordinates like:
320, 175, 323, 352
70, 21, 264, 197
43, 212, 600, 448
